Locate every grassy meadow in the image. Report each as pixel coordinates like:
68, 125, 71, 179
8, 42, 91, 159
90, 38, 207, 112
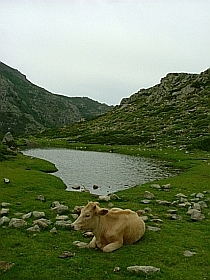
0, 144, 209, 280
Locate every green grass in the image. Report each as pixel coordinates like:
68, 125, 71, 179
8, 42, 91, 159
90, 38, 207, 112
0, 146, 209, 280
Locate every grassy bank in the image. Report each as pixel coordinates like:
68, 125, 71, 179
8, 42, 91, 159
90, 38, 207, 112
0, 145, 209, 280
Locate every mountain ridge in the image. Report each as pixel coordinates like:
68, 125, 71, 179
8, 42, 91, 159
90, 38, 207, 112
0, 62, 113, 136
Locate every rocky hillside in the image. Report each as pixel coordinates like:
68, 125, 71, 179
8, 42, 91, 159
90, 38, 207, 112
0, 62, 113, 136
40, 68, 210, 151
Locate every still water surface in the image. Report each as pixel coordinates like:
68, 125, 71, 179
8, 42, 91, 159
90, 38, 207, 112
23, 148, 174, 195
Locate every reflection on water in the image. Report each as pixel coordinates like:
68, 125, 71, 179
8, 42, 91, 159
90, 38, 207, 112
23, 148, 174, 195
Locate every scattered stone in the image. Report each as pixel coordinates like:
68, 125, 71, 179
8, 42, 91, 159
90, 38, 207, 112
37, 195, 45, 202
14, 212, 24, 217
55, 220, 72, 228
109, 194, 120, 200
167, 209, 178, 214
180, 197, 188, 203
9, 218, 27, 228
33, 218, 51, 228
72, 206, 84, 214
150, 184, 161, 189
144, 207, 152, 213
33, 211, 45, 218
1, 202, 11, 207
83, 231, 94, 238
51, 204, 68, 214
191, 193, 196, 197
59, 251, 75, 259
0, 208, 9, 216
140, 199, 151, 204
140, 216, 148, 222
162, 183, 171, 190
50, 227, 58, 234
93, 184, 99, 190
113, 267, 120, 272
71, 214, 78, 219
56, 215, 69, 220
198, 201, 208, 208
72, 185, 80, 190
73, 241, 89, 248
4, 178, 10, 184
144, 191, 155, 199
0, 216, 10, 226
190, 198, 199, 202
184, 250, 197, 257
171, 214, 183, 220
175, 193, 187, 198
127, 265, 160, 275
51, 201, 61, 207
178, 202, 191, 208
0, 261, 15, 272
196, 193, 204, 199
147, 226, 161, 232
192, 203, 201, 211
136, 210, 145, 216
27, 225, 40, 232
22, 212, 32, 220
98, 195, 110, 202
151, 218, 163, 224
190, 210, 205, 221
157, 200, 171, 206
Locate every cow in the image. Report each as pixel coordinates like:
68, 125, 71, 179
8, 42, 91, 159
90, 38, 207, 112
71, 201, 145, 252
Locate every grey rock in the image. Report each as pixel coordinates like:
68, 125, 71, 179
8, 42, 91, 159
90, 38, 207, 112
190, 210, 205, 221
151, 218, 163, 224
72, 205, 84, 214
127, 265, 160, 274
0, 216, 10, 226
175, 193, 187, 198
50, 227, 58, 234
198, 201, 208, 208
140, 199, 151, 204
51, 201, 61, 208
147, 226, 161, 232
157, 200, 171, 206
3, 178, 10, 184
171, 214, 183, 220
167, 209, 178, 214
196, 193, 204, 199
140, 216, 148, 222
144, 207, 152, 212
9, 218, 27, 228
113, 267, 120, 272
72, 185, 80, 190
33, 211, 45, 218
72, 241, 89, 248
150, 184, 161, 189
71, 214, 79, 219
22, 212, 32, 220
109, 194, 120, 200
136, 210, 145, 216
33, 218, 51, 228
192, 203, 201, 211
55, 220, 72, 228
37, 195, 45, 202
59, 251, 75, 258
51, 205, 69, 214
98, 196, 110, 202
1, 202, 11, 207
184, 250, 197, 257
0, 208, 9, 216
144, 191, 155, 199
162, 184, 171, 189
56, 215, 69, 220
27, 225, 40, 232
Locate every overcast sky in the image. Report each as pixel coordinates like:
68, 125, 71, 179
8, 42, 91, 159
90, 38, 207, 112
1, 0, 209, 105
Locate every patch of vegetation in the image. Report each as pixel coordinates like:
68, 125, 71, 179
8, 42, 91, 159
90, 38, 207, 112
0, 146, 209, 280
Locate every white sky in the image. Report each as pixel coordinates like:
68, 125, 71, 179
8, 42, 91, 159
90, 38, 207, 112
1, 0, 209, 105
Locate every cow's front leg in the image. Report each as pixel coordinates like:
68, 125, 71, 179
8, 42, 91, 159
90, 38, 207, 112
89, 236, 97, 248
102, 240, 123, 253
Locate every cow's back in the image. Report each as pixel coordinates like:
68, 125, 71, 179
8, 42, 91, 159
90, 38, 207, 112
105, 209, 145, 245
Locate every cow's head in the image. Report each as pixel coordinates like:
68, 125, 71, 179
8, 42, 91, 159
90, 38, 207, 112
71, 201, 108, 231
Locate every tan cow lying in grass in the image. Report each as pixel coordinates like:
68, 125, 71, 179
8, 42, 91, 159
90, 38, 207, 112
71, 201, 145, 252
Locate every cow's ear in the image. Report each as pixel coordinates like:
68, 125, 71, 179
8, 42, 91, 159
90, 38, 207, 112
98, 209, 109, 216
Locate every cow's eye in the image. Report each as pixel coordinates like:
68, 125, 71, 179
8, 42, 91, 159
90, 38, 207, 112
85, 214, 90, 218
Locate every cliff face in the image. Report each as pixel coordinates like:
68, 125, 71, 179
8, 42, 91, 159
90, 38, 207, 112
42, 68, 210, 150
0, 62, 113, 136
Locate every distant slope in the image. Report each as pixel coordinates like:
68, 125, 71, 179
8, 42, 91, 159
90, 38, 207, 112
0, 62, 113, 136
40, 68, 210, 151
